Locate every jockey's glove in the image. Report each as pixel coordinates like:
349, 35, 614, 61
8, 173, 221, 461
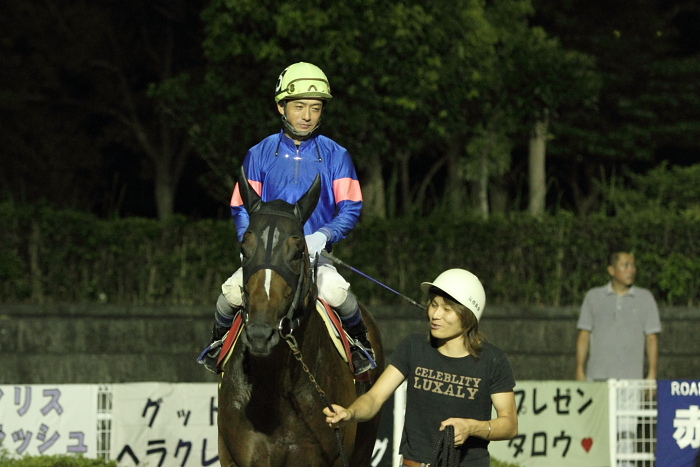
305, 231, 329, 259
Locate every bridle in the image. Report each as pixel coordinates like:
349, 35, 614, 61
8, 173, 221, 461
240, 208, 316, 338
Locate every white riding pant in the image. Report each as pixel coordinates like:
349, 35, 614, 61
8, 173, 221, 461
220, 256, 353, 318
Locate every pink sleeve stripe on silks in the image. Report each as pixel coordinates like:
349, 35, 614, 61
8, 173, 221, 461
230, 180, 263, 206
333, 178, 363, 203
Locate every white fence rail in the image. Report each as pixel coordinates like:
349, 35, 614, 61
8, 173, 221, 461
608, 379, 657, 467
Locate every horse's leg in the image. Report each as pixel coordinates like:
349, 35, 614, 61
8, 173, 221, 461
218, 430, 237, 467
348, 304, 385, 467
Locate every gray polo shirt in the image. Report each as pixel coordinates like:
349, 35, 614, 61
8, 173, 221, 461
577, 283, 662, 380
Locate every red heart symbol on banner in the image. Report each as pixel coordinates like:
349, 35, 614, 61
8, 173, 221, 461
581, 438, 593, 452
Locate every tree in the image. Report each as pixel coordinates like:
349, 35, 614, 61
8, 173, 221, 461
0, 1, 105, 210
517, 37, 600, 217
0, 0, 205, 219
438, 1, 601, 218
162, 0, 695, 220
531, 0, 700, 213
486, 15, 600, 217
193, 0, 502, 218
83, 0, 205, 219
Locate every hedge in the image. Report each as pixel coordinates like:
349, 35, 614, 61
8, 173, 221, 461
0, 450, 117, 467
0, 451, 517, 467
1, 202, 698, 307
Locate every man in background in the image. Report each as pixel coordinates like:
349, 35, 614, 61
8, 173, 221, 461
576, 251, 661, 466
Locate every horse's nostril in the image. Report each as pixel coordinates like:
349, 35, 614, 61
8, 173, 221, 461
243, 322, 279, 357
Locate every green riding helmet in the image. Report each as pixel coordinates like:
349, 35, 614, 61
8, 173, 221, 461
274, 62, 332, 103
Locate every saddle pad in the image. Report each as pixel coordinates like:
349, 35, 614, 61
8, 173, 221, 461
216, 312, 244, 370
316, 299, 351, 366
316, 300, 371, 381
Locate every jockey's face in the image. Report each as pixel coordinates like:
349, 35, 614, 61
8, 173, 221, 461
278, 99, 323, 138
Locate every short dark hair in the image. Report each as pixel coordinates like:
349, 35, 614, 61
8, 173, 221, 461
608, 251, 634, 267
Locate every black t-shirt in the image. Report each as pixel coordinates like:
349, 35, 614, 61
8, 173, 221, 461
390, 333, 516, 466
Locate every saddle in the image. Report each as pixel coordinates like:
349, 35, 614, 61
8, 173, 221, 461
217, 299, 369, 381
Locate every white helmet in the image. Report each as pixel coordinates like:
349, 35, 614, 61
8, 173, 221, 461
421, 269, 486, 321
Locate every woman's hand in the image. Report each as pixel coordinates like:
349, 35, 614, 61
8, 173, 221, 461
440, 418, 487, 446
323, 404, 353, 428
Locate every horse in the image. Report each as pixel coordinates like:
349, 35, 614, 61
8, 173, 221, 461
217, 170, 384, 467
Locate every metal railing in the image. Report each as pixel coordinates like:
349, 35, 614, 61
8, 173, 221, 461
609, 379, 657, 466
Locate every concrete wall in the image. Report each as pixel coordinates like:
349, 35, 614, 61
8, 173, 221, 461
1, 304, 698, 384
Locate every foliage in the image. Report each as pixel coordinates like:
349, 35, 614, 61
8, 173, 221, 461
528, 0, 700, 214
0, 203, 238, 305
2, 200, 698, 307
181, 0, 602, 219
492, 459, 522, 467
0, 448, 117, 467
602, 163, 700, 215
2, 1, 697, 220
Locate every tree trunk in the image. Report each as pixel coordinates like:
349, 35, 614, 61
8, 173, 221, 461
414, 155, 447, 215
447, 138, 466, 215
359, 156, 386, 219
528, 112, 549, 217
154, 164, 176, 220
398, 151, 411, 216
477, 133, 492, 219
570, 160, 602, 215
489, 174, 510, 215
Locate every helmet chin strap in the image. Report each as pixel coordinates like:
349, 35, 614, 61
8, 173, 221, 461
281, 113, 322, 139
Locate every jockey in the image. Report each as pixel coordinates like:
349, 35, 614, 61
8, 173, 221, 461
199, 62, 376, 375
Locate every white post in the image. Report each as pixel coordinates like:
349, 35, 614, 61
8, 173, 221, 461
393, 381, 407, 467
608, 379, 618, 467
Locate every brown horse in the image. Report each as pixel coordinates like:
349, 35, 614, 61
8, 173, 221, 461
217, 170, 384, 467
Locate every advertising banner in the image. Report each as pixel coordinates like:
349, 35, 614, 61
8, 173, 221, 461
489, 380, 610, 466
0, 384, 98, 458
0, 381, 626, 466
657, 380, 700, 467
110, 382, 219, 466
109, 382, 390, 466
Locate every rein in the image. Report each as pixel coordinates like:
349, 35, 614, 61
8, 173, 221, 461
431, 425, 459, 467
283, 334, 350, 467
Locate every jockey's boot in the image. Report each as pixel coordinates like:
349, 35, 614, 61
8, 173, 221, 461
197, 322, 229, 374
345, 318, 376, 375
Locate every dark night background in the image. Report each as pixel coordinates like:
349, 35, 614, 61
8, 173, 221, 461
1, 0, 698, 221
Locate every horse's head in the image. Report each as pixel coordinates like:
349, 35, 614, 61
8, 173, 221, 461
238, 167, 321, 357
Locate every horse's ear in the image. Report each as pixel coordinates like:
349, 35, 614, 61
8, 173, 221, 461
238, 167, 262, 213
295, 174, 321, 223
